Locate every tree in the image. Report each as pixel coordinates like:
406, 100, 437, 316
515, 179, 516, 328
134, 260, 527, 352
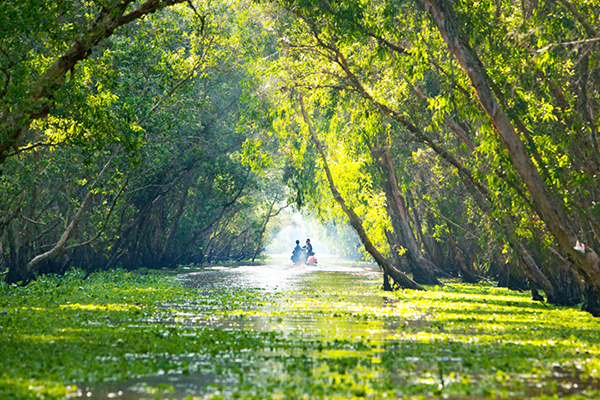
0, 0, 191, 165
1, 0, 284, 283
422, 0, 600, 314
265, 0, 598, 312
298, 93, 424, 290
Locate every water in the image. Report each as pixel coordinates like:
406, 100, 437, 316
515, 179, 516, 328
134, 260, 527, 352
173, 263, 426, 336
77, 262, 402, 399
75, 262, 600, 399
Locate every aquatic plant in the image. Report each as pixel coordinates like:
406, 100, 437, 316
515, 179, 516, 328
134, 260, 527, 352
1, 268, 599, 399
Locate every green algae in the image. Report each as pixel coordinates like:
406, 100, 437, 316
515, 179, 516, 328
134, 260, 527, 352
1, 267, 599, 399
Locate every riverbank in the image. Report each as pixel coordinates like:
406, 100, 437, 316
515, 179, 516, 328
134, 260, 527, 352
1, 266, 599, 399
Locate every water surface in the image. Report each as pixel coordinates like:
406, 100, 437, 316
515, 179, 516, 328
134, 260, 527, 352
77, 262, 600, 399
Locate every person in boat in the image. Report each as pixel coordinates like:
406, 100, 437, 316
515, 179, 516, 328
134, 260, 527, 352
291, 240, 303, 264
304, 238, 317, 265
305, 238, 314, 257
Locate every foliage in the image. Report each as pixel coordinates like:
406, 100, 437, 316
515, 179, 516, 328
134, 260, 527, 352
252, 0, 600, 303
0, 0, 289, 282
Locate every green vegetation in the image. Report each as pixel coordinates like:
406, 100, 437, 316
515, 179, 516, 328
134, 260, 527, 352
266, 0, 600, 307
0, 269, 278, 399
0, 0, 290, 284
2, 0, 600, 312
2, 268, 599, 399
2, 0, 600, 396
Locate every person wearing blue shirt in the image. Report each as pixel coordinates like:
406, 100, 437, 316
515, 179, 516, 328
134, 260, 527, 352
291, 240, 303, 264
305, 238, 314, 256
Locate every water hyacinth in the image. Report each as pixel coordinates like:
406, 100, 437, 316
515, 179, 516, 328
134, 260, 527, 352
1, 265, 599, 399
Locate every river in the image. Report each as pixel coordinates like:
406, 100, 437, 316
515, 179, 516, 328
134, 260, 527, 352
77, 261, 600, 399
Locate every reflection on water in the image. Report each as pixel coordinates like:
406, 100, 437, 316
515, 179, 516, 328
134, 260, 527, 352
183, 263, 379, 292
174, 264, 424, 334
81, 262, 405, 399
78, 263, 600, 399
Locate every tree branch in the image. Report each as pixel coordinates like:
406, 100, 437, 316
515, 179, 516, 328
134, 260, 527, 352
298, 92, 424, 290
0, 0, 187, 165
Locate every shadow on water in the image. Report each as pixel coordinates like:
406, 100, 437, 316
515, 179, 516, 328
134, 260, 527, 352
173, 264, 429, 337
78, 262, 600, 399
80, 262, 413, 399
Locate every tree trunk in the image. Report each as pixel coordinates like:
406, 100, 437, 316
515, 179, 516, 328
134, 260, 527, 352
405, 189, 426, 252
425, 212, 445, 269
517, 242, 556, 302
159, 174, 192, 266
446, 227, 479, 283
385, 229, 411, 274
252, 198, 288, 262
423, 0, 600, 315
4, 226, 33, 285
411, 76, 565, 301
26, 191, 92, 273
375, 146, 441, 284
298, 94, 424, 291
382, 272, 393, 291
252, 198, 275, 262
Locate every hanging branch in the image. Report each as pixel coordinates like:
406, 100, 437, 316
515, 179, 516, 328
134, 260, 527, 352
0, 0, 189, 165
298, 93, 423, 290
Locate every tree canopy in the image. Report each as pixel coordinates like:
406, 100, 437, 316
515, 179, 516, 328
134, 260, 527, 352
1, 0, 600, 315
